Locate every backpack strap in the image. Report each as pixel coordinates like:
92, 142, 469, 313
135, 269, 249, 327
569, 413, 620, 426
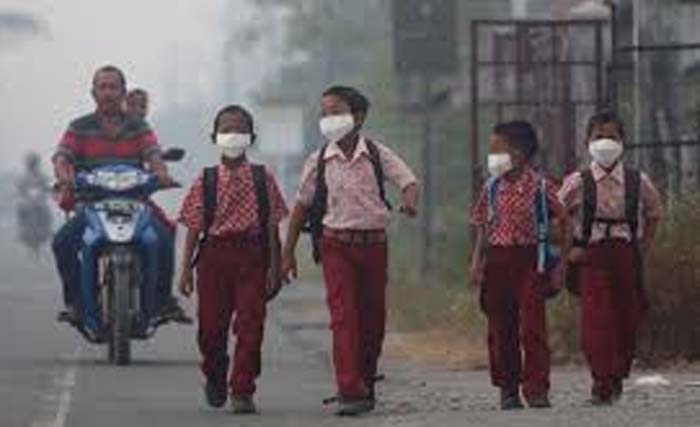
190, 166, 218, 267
534, 176, 549, 273
624, 167, 641, 243
304, 145, 329, 263
486, 177, 500, 225
251, 164, 271, 266
580, 168, 597, 246
202, 166, 218, 237
365, 139, 392, 210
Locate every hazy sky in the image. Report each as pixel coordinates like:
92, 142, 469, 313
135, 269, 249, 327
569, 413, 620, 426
0, 0, 272, 172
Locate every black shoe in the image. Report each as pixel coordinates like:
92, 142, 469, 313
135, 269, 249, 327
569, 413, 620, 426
80, 326, 105, 344
589, 393, 613, 406
366, 374, 383, 410
526, 394, 552, 408
204, 380, 228, 408
230, 395, 257, 414
157, 299, 193, 325
335, 398, 374, 416
57, 306, 79, 325
612, 379, 624, 401
500, 387, 525, 410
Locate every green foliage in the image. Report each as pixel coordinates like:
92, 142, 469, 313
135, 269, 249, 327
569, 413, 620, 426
637, 193, 700, 364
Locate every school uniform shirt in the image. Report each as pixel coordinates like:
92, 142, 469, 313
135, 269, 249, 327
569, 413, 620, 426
557, 162, 663, 244
178, 162, 289, 236
295, 136, 417, 230
471, 167, 561, 246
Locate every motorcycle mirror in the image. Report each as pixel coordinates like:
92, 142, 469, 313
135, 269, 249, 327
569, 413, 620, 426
162, 148, 186, 162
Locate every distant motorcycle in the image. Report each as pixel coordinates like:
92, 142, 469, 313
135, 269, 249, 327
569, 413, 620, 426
62, 148, 184, 365
16, 180, 53, 255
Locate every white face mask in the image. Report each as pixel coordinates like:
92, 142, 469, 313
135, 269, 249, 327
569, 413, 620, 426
319, 114, 355, 144
589, 138, 623, 169
488, 153, 513, 178
215, 132, 252, 159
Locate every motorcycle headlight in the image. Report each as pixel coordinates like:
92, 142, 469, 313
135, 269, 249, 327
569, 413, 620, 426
94, 170, 143, 191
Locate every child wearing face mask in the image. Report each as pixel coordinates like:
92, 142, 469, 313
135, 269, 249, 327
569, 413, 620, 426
177, 105, 289, 414
558, 111, 663, 405
282, 86, 419, 416
469, 121, 568, 411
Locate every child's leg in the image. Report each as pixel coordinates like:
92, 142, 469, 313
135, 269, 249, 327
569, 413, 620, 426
580, 245, 617, 399
484, 248, 522, 390
356, 243, 389, 391
611, 244, 644, 382
196, 246, 234, 385
519, 264, 550, 400
320, 238, 365, 400
230, 246, 267, 397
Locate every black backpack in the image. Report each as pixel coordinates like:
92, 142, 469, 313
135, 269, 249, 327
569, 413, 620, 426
303, 139, 392, 263
579, 167, 641, 245
566, 166, 644, 296
190, 164, 270, 267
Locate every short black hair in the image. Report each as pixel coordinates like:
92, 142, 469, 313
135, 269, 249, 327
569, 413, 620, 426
493, 120, 539, 160
212, 104, 255, 134
127, 88, 148, 99
322, 85, 370, 115
92, 65, 127, 90
586, 110, 626, 140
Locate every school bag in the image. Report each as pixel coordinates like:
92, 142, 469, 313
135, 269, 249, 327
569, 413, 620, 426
302, 139, 392, 263
479, 173, 562, 313
190, 165, 271, 271
566, 167, 642, 296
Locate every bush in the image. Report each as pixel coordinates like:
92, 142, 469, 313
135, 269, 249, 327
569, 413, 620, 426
637, 193, 700, 365
388, 193, 700, 368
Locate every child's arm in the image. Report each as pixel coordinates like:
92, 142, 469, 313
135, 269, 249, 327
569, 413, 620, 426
178, 227, 198, 297
552, 197, 572, 257
282, 203, 307, 281
400, 183, 419, 217
468, 185, 489, 288
468, 227, 486, 288
266, 222, 283, 300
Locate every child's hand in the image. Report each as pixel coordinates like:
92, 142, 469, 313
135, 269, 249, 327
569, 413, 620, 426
265, 267, 284, 302
568, 247, 586, 264
469, 256, 485, 288
281, 251, 298, 282
400, 184, 419, 217
179, 268, 194, 298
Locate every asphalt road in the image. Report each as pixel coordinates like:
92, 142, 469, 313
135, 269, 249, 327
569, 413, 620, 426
1, 228, 700, 427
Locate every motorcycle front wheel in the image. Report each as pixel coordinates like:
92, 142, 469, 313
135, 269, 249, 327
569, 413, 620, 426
107, 247, 133, 366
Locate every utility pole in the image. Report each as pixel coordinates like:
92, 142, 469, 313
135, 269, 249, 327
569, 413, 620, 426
420, 75, 433, 274
392, 0, 457, 278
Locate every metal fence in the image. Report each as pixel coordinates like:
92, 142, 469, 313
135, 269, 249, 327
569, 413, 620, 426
470, 19, 607, 196
613, 43, 700, 197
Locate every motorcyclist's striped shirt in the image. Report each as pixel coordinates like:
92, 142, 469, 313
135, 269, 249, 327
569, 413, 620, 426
54, 113, 161, 171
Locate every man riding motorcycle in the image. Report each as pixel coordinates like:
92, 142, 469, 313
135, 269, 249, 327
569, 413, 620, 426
16, 152, 52, 254
52, 65, 190, 332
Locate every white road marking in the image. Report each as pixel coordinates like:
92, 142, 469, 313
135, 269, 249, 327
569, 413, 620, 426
30, 346, 81, 427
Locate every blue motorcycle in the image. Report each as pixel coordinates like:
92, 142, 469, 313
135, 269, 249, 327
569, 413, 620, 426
66, 149, 184, 365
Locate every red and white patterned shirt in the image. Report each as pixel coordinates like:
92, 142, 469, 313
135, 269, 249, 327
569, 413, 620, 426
557, 162, 663, 243
470, 168, 561, 246
178, 162, 289, 236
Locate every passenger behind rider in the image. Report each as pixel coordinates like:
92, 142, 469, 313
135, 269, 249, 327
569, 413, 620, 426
124, 87, 190, 324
